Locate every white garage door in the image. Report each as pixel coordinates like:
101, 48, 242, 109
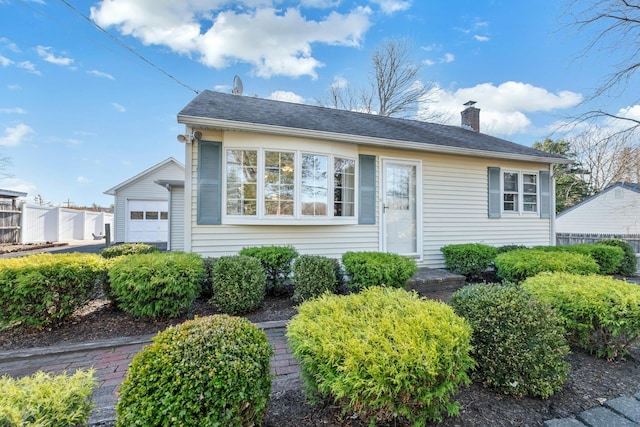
127, 200, 169, 243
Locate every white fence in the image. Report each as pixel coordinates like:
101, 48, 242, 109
20, 205, 113, 243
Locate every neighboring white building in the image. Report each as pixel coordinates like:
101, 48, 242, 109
104, 158, 184, 247
556, 182, 640, 234
175, 91, 569, 268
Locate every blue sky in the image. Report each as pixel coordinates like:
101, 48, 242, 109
0, 0, 637, 207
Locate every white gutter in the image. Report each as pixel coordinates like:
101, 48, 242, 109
178, 114, 571, 165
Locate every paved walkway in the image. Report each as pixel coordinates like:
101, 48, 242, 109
0, 320, 301, 426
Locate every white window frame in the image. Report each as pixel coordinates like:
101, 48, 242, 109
501, 170, 539, 216
222, 147, 358, 225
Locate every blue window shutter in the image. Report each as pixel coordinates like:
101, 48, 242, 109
539, 170, 551, 219
197, 141, 222, 225
359, 154, 376, 224
488, 167, 501, 218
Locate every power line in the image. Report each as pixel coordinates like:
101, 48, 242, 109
55, 0, 200, 95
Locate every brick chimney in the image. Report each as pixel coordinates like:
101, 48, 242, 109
461, 100, 480, 132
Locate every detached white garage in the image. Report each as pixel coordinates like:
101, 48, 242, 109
104, 158, 184, 248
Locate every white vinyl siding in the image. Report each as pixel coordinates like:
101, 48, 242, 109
169, 186, 184, 251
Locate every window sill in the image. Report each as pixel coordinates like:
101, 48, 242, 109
221, 217, 359, 226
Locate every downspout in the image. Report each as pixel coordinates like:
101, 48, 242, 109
550, 163, 556, 246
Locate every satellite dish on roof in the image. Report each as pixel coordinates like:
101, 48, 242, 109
232, 75, 243, 95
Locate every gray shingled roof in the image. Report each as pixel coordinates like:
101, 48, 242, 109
178, 90, 566, 163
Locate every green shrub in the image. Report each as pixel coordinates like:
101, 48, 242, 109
450, 283, 569, 398
100, 242, 160, 259
200, 257, 216, 298
209, 255, 266, 315
239, 245, 298, 293
495, 249, 598, 283
0, 369, 96, 427
536, 244, 624, 275
292, 255, 337, 303
341, 251, 418, 290
108, 252, 204, 319
599, 238, 638, 276
497, 244, 528, 254
116, 315, 273, 427
287, 287, 474, 426
522, 272, 640, 359
0, 253, 108, 328
440, 243, 498, 281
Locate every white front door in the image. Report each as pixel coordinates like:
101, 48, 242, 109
127, 200, 169, 242
382, 159, 419, 256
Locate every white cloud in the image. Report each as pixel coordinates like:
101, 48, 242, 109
0, 177, 36, 197
300, 0, 341, 7
616, 104, 640, 122
370, 0, 411, 14
17, 61, 41, 75
421, 81, 583, 135
0, 108, 26, 114
88, 69, 115, 80
422, 59, 435, 66
77, 176, 91, 184
91, 2, 371, 79
0, 38, 20, 53
0, 123, 34, 146
0, 55, 13, 67
474, 35, 490, 42
268, 90, 305, 103
111, 102, 126, 112
7, 84, 20, 90
330, 76, 348, 89
441, 53, 455, 63
36, 46, 74, 66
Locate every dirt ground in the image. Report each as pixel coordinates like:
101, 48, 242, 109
2, 286, 640, 426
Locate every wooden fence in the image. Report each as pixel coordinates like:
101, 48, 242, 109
0, 204, 21, 244
556, 233, 640, 253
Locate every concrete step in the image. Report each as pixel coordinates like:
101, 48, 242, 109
406, 267, 466, 294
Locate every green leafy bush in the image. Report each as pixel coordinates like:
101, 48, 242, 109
209, 255, 266, 315
341, 251, 418, 290
108, 252, 204, 319
0, 369, 96, 427
292, 255, 337, 303
0, 253, 108, 328
536, 244, 624, 275
440, 243, 498, 281
239, 245, 298, 293
495, 249, 598, 283
450, 283, 569, 398
522, 272, 640, 359
200, 257, 216, 298
116, 315, 273, 427
100, 242, 160, 259
287, 287, 474, 426
497, 244, 528, 254
599, 238, 638, 276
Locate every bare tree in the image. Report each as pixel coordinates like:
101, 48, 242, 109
319, 38, 441, 121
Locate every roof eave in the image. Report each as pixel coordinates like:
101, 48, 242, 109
178, 115, 570, 165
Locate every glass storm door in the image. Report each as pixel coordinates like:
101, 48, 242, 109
382, 160, 418, 255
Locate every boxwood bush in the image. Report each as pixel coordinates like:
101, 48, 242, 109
522, 272, 640, 359
599, 238, 638, 276
440, 243, 498, 281
292, 255, 337, 303
209, 255, 266, 315
494, 249, 598, 283
450, 283, 569, 398
108, 252, 204, 319
535, 244, 624, 275
0, 253, 108, 328
0, 369, 96, 427
116, 315, 273, 427
99, 242, 160, 259
239, 245, 298, 294
287, 287, 474, 425
341, 251, 418, 290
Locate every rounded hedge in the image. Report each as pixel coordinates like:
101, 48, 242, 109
116, 315, 273, 427
287, 287, 474, 425
209, 255, 266, 315
441, 243, 498, 281
341, 251, 418, 290
599, 238, 638, 276
495, 249, 598, 283
450, 283, 570, 398
292, 255, 337, 303
108, 252, 204, 319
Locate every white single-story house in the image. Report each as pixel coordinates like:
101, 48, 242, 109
104, 158, 184, 248
556, 182, 640, 234
175, 91, 568, 268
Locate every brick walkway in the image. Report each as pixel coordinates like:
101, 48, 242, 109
0, 320, 300, 425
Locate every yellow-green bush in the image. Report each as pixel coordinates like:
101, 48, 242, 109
0, 253, 108, 328
99, 242, 160, 259
341, 251, 418, 290
287, 287, 474, 426
494, 249, 598, 283
0, 369, 96, 427
522, 272, 640, 359
450, 284, 569, 398
108, 252, 204, 319
534, 244, 624, 275
116, 315, 273, 427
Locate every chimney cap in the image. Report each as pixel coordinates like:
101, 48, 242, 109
464, 100, 477, 107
